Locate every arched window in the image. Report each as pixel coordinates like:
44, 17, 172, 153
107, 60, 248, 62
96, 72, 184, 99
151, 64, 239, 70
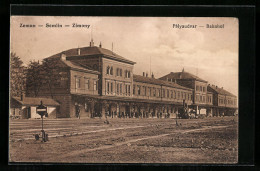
110, 67, 113, 75
107, 66, 110, 75
116, 68, 119, 76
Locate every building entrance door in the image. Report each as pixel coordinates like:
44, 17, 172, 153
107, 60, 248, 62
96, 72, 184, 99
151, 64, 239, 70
27, 107, 31, 118
94, 103, 101, 117
125, 105, 130, 118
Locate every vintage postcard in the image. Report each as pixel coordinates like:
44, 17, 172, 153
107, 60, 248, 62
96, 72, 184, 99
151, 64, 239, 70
9, 16, 238, 163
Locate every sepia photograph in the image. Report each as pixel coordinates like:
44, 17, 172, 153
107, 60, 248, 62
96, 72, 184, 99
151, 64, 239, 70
9, 16, 239, 163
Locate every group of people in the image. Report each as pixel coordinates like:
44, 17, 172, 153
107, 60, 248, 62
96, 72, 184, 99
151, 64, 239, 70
104, 111, 171, 119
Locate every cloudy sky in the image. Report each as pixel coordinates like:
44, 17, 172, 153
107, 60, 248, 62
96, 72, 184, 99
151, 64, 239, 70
10, 16, 238, 97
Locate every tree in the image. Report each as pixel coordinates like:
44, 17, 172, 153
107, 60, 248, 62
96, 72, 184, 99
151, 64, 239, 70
10, 52, 26, 97
26, 60, 43, 97
41, 58, 64, 99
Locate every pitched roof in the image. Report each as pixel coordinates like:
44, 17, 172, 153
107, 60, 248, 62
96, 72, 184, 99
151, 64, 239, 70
159, 71, 207, 83
207, 85, 236, 97
12, 97, 60, 106
47, 46, 136, 65
133, 75, 192, 91
61, 60, 100, 74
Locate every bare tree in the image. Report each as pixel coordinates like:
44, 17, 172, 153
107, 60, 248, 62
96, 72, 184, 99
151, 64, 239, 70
10, 52, 26, 97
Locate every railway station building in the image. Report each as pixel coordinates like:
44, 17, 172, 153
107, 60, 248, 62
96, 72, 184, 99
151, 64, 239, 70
25, 39, 237, 118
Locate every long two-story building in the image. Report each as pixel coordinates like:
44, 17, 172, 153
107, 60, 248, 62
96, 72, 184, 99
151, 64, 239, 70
25, 39, 237, 118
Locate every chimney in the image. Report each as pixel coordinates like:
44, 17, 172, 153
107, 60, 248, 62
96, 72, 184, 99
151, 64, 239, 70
99, 42, 102, 48
222, 87, 223, 89
182, 68, 184, 72
90, 39, 94, 47
77, 48, 81, 55
146, 73, 148, 77
216, 86, 218, 89
61, 53, 66, 60
143, 72, 145, 77
151, 72, 154, 78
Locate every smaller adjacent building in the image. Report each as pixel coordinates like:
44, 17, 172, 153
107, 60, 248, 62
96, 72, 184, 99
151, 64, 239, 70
160, 69, 237, 116
207, 84, 237, 116
10, 96, 60, 119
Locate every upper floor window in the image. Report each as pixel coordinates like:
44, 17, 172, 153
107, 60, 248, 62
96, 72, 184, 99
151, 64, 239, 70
149, 87, 152, 96
107, 82, 110, 93
84, 78, 89, 90
106, 66, 110, 75
144, 86, 147, 96
196, 86, 199, 91
117, 83, 119, 94
116, 68, 119, 76
125, 85, 130, 96
125, 70, 131, 78
110, 67, 113, 75
153, 88, 156, 97
94, 80, 98, 91
200, 86, 202, 91
128, 85, 131, 96
111, 82, 113, 93
203, 87, 206, 92
133, 85, 135, 95
76, 77, 81, 89
137, 86, 141, 95
167, 90, 169, 98
163, 89, 165, 98
106, 66, 113, 75
158, 89, 161, 97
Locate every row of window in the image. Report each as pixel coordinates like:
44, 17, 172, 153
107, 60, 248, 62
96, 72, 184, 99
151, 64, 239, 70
75, 77, 98, 91
106, 81, 131, 96
196, 94, 211, 103
133, 85, 192, 101
106, 66, 131, 78
207, 96, 212, 103
219, 98, 236, 105
196, 85, 206, 92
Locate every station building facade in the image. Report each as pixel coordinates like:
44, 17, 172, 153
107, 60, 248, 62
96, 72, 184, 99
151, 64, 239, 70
25, 40, 237, 118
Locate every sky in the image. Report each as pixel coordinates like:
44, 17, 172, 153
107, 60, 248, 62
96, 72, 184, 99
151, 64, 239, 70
10, 16, 238, 97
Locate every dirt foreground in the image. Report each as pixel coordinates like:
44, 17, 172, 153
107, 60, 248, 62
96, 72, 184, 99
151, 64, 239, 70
9, 117, 238, 164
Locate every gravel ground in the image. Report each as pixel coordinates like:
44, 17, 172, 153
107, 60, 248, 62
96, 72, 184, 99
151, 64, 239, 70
9, 117, 238, 163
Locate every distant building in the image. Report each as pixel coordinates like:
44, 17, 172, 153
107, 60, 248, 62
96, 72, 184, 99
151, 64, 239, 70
207, 85, 237, 116
159, 69, 237, 116
10, 95, 60, 119
24, 39, 237, 118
